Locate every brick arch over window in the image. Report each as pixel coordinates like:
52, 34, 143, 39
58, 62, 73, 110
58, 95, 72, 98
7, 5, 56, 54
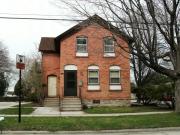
88, 65, 99, 70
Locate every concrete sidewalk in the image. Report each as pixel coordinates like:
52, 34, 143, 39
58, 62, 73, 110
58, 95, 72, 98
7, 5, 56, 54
1, 111, 172, 117
0, 102, 31, 109
2, 127, 180, 135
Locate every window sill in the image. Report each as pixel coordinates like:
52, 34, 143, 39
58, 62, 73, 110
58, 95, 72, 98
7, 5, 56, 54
76, 52, 88, 57
88, 85, 100, 90
109, 85, 121, 90
104, 53, 115, 57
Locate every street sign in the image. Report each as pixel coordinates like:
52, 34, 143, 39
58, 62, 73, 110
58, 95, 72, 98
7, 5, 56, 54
16, 54, 25, 69
16, 54, 25, 123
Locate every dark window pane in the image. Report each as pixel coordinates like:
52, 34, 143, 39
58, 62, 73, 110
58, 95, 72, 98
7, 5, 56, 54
77, 38, 87, 44
104, 38, 113, 45
89, 78, 98, 84
110, 78, 120, 84
105, 46, 114, 52
77, 44, 87, 52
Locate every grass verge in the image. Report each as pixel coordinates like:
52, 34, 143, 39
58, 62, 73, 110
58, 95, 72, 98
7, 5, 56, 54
84, 106, 173, 114
0, 107, 34, 114
1, 113, 180, 131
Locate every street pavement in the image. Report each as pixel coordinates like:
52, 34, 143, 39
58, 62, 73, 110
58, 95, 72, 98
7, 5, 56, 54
2, 128, 180, 135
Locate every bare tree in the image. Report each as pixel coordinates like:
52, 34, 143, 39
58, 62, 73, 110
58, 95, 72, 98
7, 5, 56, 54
58, 0, 180, 111
0, 42, 12, 96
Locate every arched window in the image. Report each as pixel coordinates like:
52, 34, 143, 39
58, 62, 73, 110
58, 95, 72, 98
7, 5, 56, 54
88, 65, 99, 85
109, 66, 121, 84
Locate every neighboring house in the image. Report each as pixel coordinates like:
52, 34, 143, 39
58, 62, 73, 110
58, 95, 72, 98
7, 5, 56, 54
39, 15, 133, 110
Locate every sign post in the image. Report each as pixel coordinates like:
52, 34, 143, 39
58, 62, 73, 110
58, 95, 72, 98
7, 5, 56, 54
16, 55, 25, 123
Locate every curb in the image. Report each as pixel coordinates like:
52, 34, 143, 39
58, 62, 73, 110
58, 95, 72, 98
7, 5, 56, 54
2, 127, 180, 134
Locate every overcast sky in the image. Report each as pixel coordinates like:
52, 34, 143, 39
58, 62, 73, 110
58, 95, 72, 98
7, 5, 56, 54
0, 0, 77, 60
0, 0, 80, 91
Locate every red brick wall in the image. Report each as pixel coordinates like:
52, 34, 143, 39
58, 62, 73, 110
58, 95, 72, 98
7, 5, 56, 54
42, 53, 60, 97
59, 24, 131, 100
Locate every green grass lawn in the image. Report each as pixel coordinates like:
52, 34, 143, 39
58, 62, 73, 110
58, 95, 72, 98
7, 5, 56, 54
84, 106, 173, 114
0, 107, 34, 114
1, 113, 180, 131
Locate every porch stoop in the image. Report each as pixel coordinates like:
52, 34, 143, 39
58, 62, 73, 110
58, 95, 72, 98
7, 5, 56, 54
44, 98, 59, 107
61, 97, 82, 111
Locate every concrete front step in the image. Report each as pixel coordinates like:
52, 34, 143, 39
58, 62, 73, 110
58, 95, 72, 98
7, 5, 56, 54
61, 107, 82, 111
44, 98, 59, 107
62, 104, 82, 108
61, 97, 82, 111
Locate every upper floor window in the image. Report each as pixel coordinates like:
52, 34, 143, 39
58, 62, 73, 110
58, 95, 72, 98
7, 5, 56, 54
104, 37, 114, 53
76, 37, 87, 53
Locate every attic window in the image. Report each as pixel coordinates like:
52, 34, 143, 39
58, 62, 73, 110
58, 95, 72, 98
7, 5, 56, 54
76, 37, 87, 53
104, 37, 114, 53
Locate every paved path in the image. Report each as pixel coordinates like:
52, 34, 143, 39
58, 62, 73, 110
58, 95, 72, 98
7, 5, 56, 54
2, 127, 180, 135
0, 102, 30, 110
0, 102, 20, 110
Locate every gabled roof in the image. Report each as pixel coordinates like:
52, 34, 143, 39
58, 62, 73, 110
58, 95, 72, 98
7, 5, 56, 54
39, 14, 134, 53
56, 14, 133, 42
39, 37, 56, 52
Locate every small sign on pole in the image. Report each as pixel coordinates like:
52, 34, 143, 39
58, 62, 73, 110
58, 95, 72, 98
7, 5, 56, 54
16, 55, 25, 69
16, 54, 25, 123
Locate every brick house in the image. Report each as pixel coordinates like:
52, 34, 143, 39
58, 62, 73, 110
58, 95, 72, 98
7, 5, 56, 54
39, 15, 133, 110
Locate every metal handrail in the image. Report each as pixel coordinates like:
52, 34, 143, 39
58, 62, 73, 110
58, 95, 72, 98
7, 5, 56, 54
59, 95, 61, 111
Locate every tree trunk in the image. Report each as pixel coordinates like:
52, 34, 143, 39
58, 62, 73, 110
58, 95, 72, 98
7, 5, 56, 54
175, 79, 180, 112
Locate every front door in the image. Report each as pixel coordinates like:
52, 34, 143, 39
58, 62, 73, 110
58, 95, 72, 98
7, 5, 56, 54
48, 76, 57, 97
64, 70, 77, 96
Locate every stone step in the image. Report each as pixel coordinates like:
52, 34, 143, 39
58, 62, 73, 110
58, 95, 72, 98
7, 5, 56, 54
62, 104, 82, 108
61, 103, 81, 106
44, 98, 60, 107
61, 107, 82, 111
61, 97, 82, 111
62, 99, 81, 102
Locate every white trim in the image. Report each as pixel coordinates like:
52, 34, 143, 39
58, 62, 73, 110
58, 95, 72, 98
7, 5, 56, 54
64, 65, 77, 70
88, 65, 99, 70
110, 85, 121, 90
76, 52, 88, 57
104, 53, 115, 57
109, 66, 121, 70
88, 85, 100, 90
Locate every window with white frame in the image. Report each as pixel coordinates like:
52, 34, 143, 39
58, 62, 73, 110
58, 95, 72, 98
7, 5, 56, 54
104, 37, 114, 53
88, 66, 99, 85
110, 66, 120, 84
76, 37, 87, 53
